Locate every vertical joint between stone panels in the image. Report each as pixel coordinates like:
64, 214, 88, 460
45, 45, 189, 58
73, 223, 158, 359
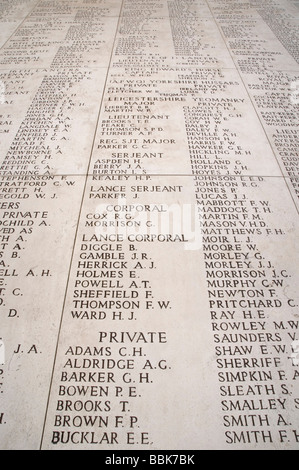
205, 0, 299, 214
38, 0, 126, 450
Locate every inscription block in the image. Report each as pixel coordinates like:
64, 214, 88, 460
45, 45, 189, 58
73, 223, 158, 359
0, 0, 298, 450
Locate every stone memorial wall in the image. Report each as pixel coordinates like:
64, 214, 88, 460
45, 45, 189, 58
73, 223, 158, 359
0, 0, 298, 451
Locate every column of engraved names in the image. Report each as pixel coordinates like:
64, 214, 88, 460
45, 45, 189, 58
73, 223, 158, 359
0, 0, 121, 448
0, 1, 117, 175
0, 174, 88, 448
0, 0, 39, 48
184, 105, 299, 447
43, 174, 186, 448
0, 0, 94, 444
94, 0, 186, 179
85, 0, 233, 448
42, 0, 195, 447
